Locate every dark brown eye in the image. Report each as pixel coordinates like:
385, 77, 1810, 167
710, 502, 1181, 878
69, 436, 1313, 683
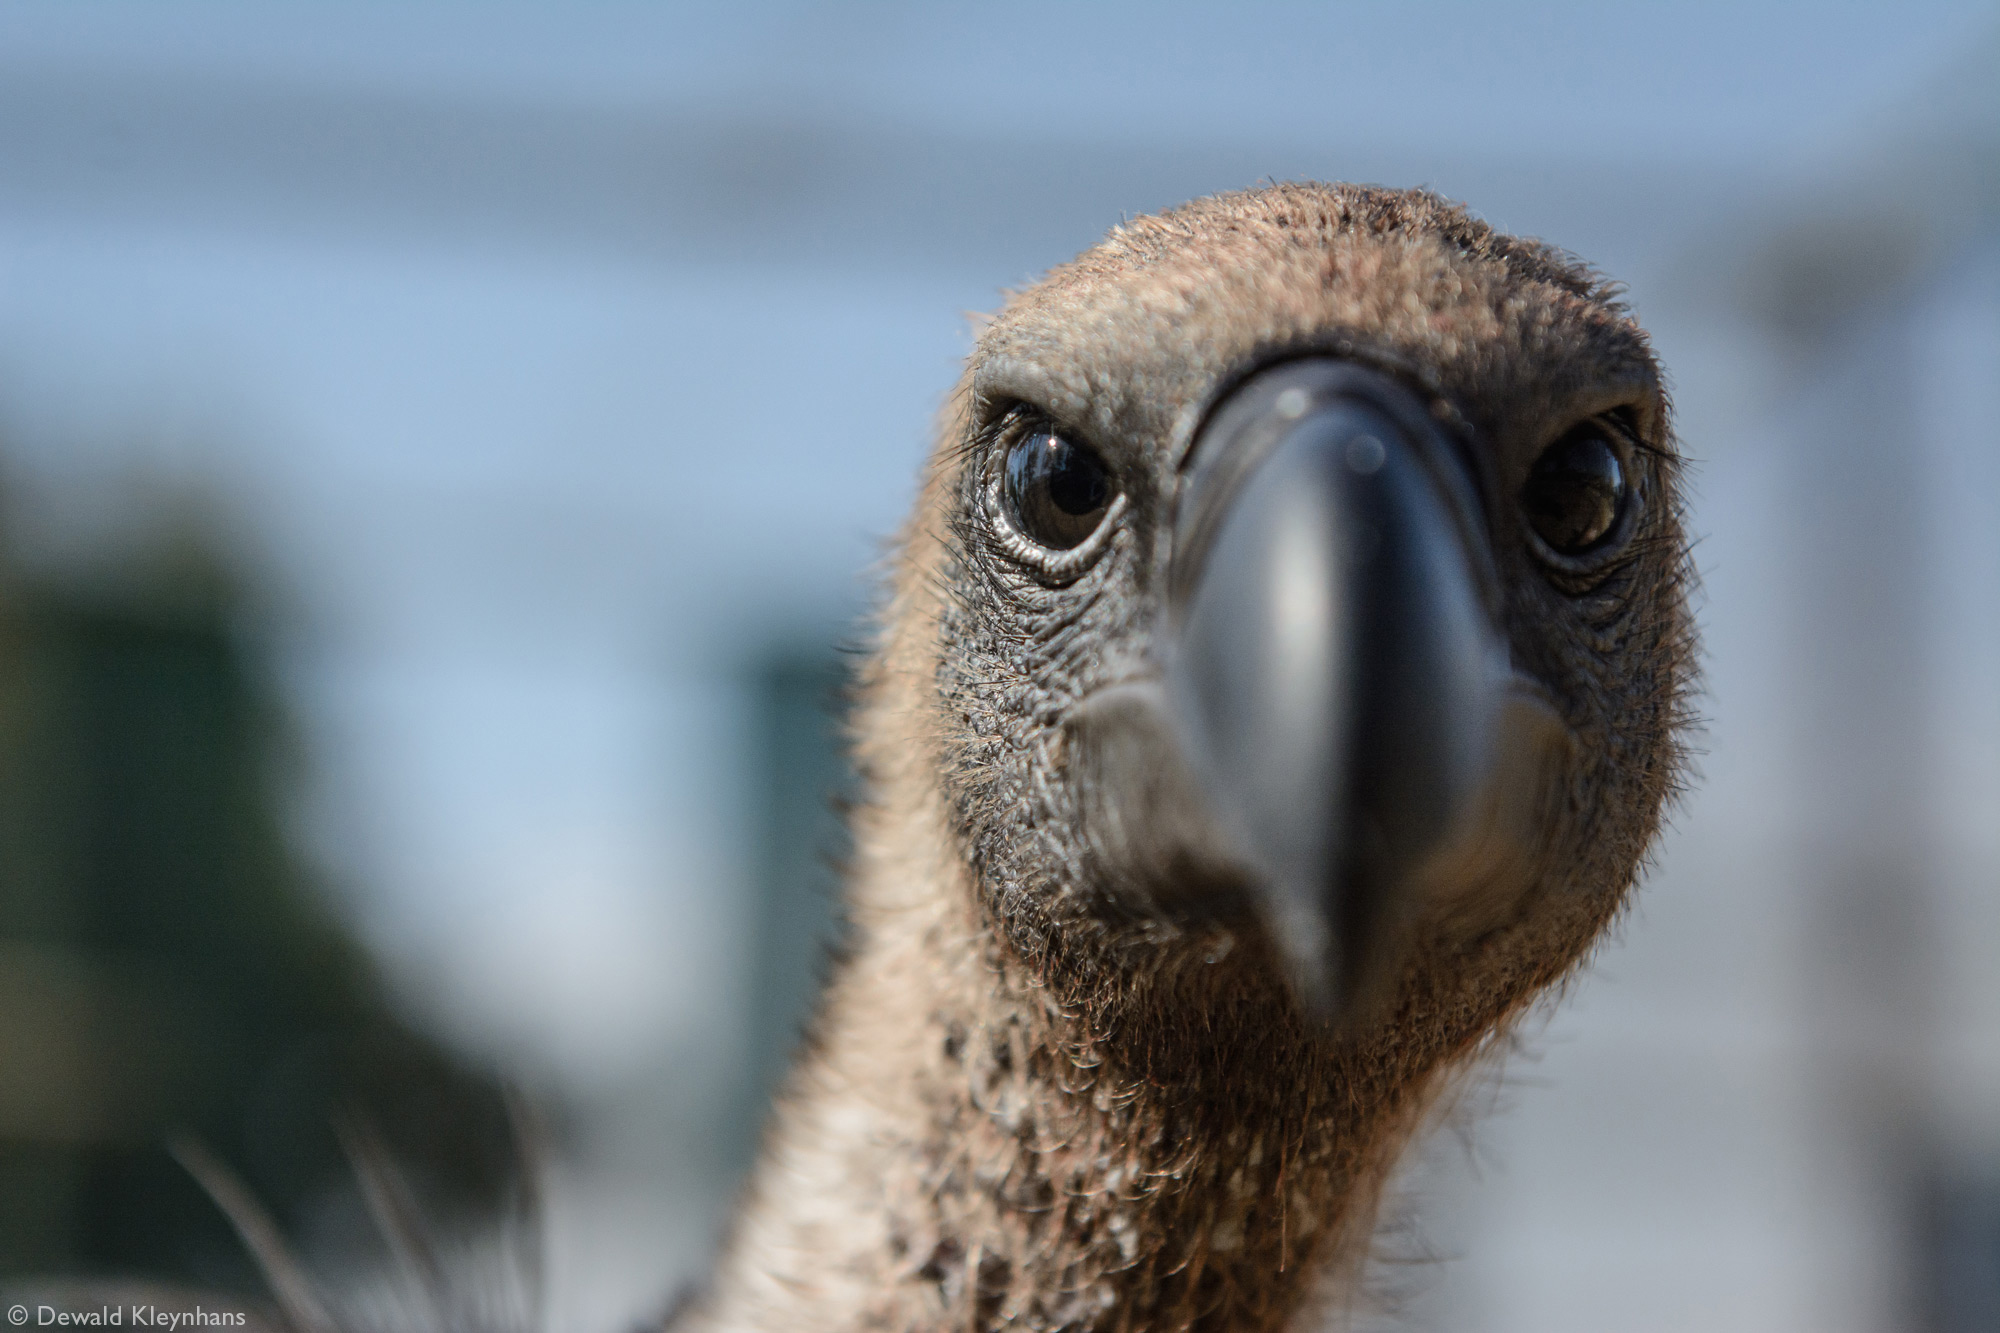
1521, 424, 1628, 555
1004, 427, 1114, 550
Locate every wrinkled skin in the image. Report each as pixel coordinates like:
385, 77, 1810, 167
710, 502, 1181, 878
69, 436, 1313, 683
694, 183, 1696, 1333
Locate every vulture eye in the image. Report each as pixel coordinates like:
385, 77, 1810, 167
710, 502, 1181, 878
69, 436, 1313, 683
1003, 427, 1115, 550
1520, 424, 1629, 556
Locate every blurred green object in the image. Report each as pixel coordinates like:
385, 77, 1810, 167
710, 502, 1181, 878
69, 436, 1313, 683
0, 518, 513, 1289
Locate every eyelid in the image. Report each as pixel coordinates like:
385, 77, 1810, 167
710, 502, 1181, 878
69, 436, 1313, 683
986, 399, 1138, 480
968, 401, 1046, 472
987, 480, 1128, 581
1596, 405, 1667, 462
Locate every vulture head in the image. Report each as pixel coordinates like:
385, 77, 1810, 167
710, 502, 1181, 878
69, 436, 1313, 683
705, 183, 1695, 1332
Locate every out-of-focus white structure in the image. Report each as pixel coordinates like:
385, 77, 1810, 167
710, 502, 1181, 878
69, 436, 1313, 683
0, 6, 1993, 1329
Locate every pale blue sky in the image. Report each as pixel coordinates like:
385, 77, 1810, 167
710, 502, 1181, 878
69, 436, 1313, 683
1, 1, 1991, 160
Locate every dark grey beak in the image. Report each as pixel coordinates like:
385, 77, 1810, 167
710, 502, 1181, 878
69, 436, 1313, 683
1164, 360, 1509, 1014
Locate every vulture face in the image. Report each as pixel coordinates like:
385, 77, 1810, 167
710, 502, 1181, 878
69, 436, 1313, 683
916, 185, 1690, 1063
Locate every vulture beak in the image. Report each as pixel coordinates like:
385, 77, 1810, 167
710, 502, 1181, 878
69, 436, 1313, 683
1164, 359, 1510, 1016
1074, 360, 1557, 1021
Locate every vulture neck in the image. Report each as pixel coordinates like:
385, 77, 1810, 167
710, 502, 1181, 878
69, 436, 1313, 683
699, 643, 1436, 1332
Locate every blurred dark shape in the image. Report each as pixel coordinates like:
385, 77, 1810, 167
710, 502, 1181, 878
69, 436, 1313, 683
1749, 209, 1936, 346
1922, 1174, 2000, 1333
0, 492, 515, 1290
726, 641, 853, 1172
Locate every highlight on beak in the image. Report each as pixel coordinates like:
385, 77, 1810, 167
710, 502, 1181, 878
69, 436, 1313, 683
1070, 359, 1572, 1020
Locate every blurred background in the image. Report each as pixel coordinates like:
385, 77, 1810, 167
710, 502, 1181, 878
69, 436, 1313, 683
0, 2, 1994, 1330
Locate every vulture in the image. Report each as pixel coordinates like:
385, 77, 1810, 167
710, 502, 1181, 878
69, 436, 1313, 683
57, 182, 1688, 1333
690, 182, 1694, 1331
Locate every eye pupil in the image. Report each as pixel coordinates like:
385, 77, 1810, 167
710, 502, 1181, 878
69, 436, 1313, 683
1521, 426, 1627, 555
1005, 428, 1114, 550
1046, 440, 1109, 516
